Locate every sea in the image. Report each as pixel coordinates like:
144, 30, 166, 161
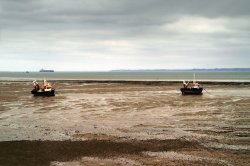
0, 71, 250, 82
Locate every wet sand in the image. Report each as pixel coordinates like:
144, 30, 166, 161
0, 81, 250, 165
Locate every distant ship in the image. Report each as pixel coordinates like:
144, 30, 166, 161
39, 68, 54, 72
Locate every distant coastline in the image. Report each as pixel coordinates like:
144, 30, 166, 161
0, 69, 250, 83
1, 68, 250, 72
111, 68, 250, 72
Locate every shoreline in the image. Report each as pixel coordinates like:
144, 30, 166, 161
1, 79, 250, 85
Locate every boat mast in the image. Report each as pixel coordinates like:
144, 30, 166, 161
193, 73, 196, 84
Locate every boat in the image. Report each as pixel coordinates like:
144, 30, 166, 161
31, 80, 55, 96
180, 74, 203, 95
31, 89, 55, 96
39, 68, 54, 72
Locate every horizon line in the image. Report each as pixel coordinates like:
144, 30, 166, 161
1, 67, 250, 72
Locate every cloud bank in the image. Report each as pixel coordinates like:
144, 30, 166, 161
0, 0, 250, 71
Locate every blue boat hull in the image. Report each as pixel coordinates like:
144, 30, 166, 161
180, 88, 203, 95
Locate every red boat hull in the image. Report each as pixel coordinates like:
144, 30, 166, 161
180, 88, 203, 95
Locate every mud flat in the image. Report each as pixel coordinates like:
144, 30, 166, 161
0, 81, 250, 166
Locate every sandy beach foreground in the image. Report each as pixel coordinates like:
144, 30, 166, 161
0, 81, 249, 166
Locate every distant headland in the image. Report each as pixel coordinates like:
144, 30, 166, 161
111, 68, 250, 72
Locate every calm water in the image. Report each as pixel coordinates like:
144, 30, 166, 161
0, 71, 250, 82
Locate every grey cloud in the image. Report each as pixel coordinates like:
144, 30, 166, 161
2, 0, 250, 27
0, 0, 250, 71
1, 0, 249, 38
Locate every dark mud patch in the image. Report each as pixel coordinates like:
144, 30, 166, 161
0, 139, 201, 166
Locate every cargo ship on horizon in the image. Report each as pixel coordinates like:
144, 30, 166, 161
39, 68, 54, 72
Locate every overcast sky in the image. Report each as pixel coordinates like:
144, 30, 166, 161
0, 0, 250, 71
